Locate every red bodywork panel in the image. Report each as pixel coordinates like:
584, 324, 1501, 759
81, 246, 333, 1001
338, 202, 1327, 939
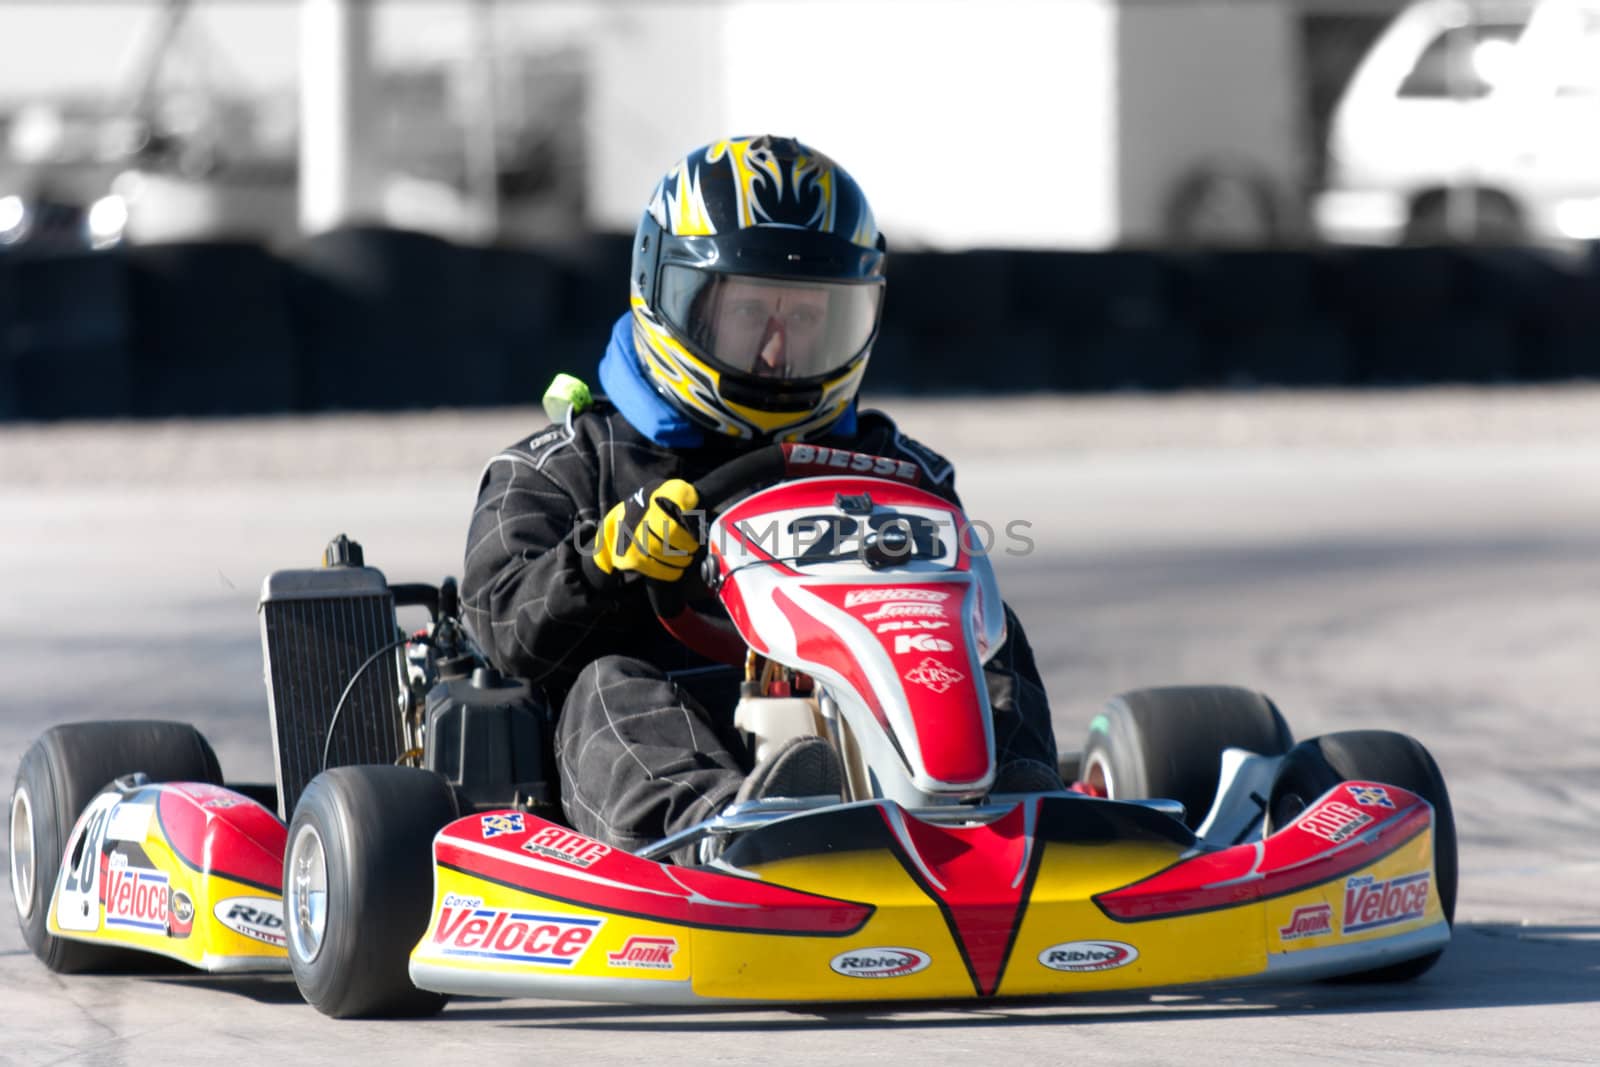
435, 815, 874, 937
802, 583, 988, 784
878, 802, 1036, 995
1095, 782, 1432, 921
156, 782, 287, 893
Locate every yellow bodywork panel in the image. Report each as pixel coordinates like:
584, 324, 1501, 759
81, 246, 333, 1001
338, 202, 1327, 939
413, 798, 1446, 1004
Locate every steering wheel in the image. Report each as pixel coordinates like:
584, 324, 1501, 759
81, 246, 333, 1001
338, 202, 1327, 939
646, 443, 923, 664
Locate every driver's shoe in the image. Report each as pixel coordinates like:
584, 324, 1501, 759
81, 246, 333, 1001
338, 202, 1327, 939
735, 736, 843, 804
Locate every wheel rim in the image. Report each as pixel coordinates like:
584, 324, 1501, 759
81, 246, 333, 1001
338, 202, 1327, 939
1083, 752, 1114, 799
286, 823, 329, 964
10, 789, 36, 921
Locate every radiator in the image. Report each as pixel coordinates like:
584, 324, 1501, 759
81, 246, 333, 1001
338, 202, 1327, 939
257, 565, 406, 820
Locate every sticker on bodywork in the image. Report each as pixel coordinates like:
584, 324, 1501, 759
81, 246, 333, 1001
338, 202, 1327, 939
480, 813, 525, 839
104, 862, 169, 934
1278, 904, 1335, 941
607, 936, 677, 970
1037, 940, 1139, 972
903, 657, 966, 694
829, 948, 931, 979
1343, 871, 1430, 933
844, 588, 952, 607
1346, 784, 1396, 809
1298, 801, 1374, 844
168, 890, 195, 938
430, 906, 602, 967
214, 897, 287, 947
520, 826, 611, 868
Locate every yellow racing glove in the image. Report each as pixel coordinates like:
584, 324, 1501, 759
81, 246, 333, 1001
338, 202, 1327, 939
588, 479, 701, 582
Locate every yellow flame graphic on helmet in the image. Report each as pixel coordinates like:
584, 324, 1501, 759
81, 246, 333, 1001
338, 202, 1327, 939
650, 156, 717, 237
653, 137, 874, 246
793, 152, 835, 231
850, 197, 878, 248
704, 138, 780, 230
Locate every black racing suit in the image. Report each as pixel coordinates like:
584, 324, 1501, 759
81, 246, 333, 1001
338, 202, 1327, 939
460, 399, 1057, 851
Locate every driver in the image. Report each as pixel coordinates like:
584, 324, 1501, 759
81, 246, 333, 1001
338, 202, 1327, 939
460, 135, 1061, 855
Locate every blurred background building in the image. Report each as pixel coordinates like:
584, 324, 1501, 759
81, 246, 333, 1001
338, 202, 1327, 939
0, 0, 1437, 253
0, 0, 589, 249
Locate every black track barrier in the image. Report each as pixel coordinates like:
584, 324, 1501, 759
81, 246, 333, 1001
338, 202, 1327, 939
1457, 246, 1600, 382
536, 234, 634, 389
0, 250, 133, 420
477, 245, 564, 407
1325, 246, 1517, 385
124, 242, 299, 417
6, 235, 1599, 422
1178, 250, 1351, 387
284, 227, 499, 411
0, 258, 12, 421
875, 250, 1047, 392
1003, 250, 1201, 391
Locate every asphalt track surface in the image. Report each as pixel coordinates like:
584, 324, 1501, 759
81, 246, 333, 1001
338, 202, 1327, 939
2, 388, 1597, 1065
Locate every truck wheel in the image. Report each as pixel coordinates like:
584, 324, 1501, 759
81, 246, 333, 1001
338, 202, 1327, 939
285, 765, 459, 1018
1082, 685, 1294, 829
1405, 189, 1524, 245
1266, 729, 1456, 981
1163, 160, 1289, 247
10, 721, 222, 972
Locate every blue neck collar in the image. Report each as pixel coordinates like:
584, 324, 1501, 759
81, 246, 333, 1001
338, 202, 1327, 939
599, 314, 705, 447
597, 313, 856, 447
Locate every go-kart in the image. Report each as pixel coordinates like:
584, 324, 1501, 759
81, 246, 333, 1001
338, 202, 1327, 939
9, 443, 1457, 1018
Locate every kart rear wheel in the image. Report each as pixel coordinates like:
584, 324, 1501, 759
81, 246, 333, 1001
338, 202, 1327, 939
1266, 730, 1456, 982
9, 720, 223, 973
1081, 685, 1294, 830
285, 765, 460, 1018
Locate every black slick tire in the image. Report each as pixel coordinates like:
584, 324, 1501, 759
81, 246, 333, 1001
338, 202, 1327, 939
9, 720, 223, 972
1082, 685, 1294, 830
284, 765, 460, 1018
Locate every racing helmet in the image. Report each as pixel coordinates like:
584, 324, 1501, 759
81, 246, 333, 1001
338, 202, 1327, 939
630, 135, 886, 442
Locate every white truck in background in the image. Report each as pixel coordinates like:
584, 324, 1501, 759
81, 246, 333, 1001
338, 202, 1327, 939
1316, 0, 1600, 244
585, 0, 1307, 250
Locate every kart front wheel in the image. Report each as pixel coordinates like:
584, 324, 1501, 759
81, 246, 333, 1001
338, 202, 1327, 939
1081, 685, 1294, 830
285, 765, 459, 1018
1266, 729, 1457, 982
10, 720, 223, 973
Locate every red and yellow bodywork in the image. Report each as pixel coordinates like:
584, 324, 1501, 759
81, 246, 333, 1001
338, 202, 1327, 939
46, 781, 289, 972
410, 780, 1447, 1003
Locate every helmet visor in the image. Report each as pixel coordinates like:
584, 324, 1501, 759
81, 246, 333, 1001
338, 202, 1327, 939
659, 266, 883, 382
